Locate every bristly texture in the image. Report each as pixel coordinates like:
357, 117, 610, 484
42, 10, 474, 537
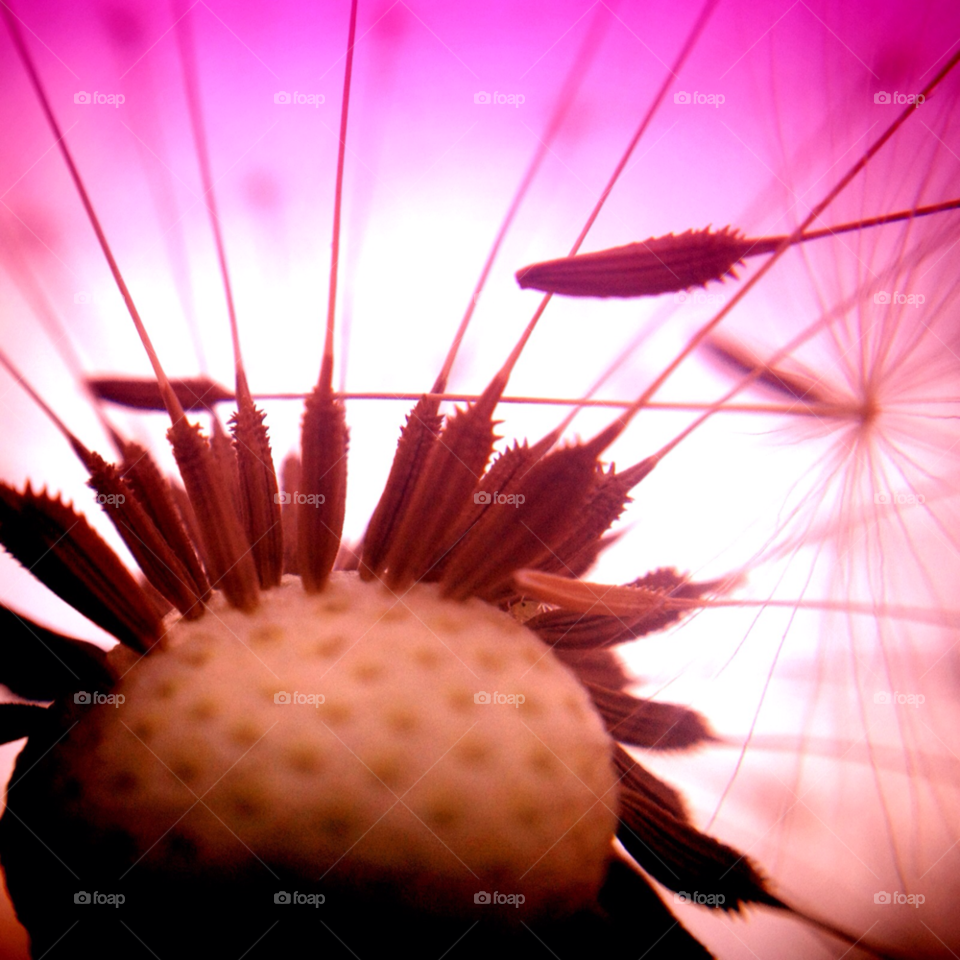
514, 202, 960, 300
380, 377, 505, 588
0, 356, 787, 956
8, 2, 951, 958
230, 385, 284, 589
84, 450, 206, 618
166, 416, 260, 611
297, 382, 349, 591
358, 392, 444, 581
515, 227, 756, 298
119, 441, 211, 606
0, 484, 161, 652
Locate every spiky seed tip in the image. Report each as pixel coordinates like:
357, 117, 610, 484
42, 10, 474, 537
515, 227, 753, 299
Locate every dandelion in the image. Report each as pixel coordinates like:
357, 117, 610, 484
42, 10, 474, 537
0, 1, 958, 959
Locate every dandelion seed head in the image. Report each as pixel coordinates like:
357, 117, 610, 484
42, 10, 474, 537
1, 0, 959, 956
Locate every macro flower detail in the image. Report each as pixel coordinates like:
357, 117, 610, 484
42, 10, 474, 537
0, 239, 782, 954
513, 198, 960, 299
0, 266, 776, 956
1, 1, 958, 958
0, 4, 794, 955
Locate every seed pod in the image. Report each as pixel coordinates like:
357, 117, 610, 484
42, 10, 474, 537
515, 227, 759, 298
516, 198, 960, 299
87, 375, 234, 412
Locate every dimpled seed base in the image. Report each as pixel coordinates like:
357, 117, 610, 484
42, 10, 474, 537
53, 573, 619, 918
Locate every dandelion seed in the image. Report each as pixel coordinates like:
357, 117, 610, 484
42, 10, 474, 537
514, 199, 960, 299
